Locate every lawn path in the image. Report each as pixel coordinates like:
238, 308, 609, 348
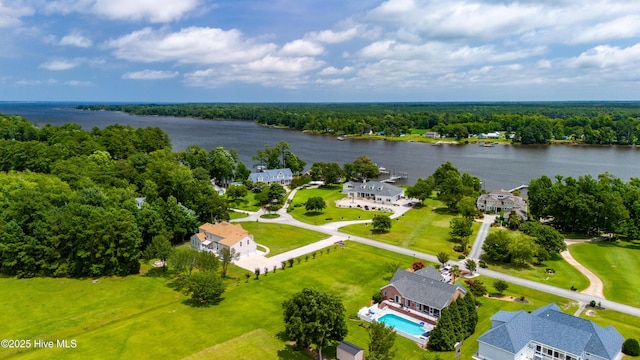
561, 239, 605, 298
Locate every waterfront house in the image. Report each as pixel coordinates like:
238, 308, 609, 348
477, 190, 528, 220
343, 180, 404, 204
248, 168, 293, 185
423, 131, 441, 139
478, 132, 501, 139
190, 222, 256, 258
380, 267, 466, 320
476, 303, 624, 360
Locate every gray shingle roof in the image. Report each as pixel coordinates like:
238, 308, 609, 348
344, 181, 403, 197
478, 303, 624, 360
337, 341, 363, 355
383, 267, 466, 309
248, 168, 293, 183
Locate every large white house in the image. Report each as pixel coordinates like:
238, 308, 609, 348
477, 190, 528, 220
248, 168, 293, 185
342, 180, 404, 204
190, 222, 256, 258
476, 303, 624, 360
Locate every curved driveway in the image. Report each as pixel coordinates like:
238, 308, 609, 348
230, 190, 640, 318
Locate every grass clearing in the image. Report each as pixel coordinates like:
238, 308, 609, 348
1, 243, 636, 360
339, 200, 477, 258
485, 256, 590, 292
227, 191, 262, 212
570, 240, 640, 307
238, 222, 329, 256
288, 185, 385, 225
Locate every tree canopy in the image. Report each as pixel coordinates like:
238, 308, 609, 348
282, 288, 348, 360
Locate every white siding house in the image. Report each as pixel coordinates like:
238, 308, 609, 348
190, 222, 256, 258
342, 180, 404, 204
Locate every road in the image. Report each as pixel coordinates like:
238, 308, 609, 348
468, 214, 496, 260
231, 192, 640, 318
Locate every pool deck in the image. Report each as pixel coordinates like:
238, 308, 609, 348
358, 302, 434, 346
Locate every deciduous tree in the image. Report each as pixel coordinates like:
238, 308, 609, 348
282, 288, 348, 360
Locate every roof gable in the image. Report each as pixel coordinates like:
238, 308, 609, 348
199, 222, 250, 246
385, 268, 465, 308
478, 303, 624, 359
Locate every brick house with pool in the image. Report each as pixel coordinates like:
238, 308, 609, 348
380, 266, 467, 322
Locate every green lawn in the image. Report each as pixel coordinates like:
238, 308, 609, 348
339, 200, 477, 258
226, 191, 262, 212
570, 240, 640, 307
1, 243, 636, 360
238, 222, 329, 256
484, 256, 590, 292
288, 185, 385, 225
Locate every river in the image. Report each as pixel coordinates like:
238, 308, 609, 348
1, 102, 638, 190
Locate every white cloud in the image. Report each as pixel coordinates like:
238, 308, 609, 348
65, 80, 91, 86
244, 55, 323, 73
38, 57, 103, 70
0, 2, 34, 27
319, 66, 354, 75
59, 33, 92, 48
566, 44, 640, 70
122, 69, 179, 80
305, 27, 360, 44
39, 59, 80, 71
280, 39, 324, 56
106, 27, 277, 64
571, 15, 640, 44
42, 0, 201, 22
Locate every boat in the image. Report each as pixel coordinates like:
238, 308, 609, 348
337, 136, 346, 141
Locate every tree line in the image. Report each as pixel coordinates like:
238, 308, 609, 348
78, 102, 640, 145
0, 114, 235, 278
528, 173, 640, 238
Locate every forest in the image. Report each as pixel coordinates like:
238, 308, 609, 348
78, 102, 640, 145
0, 114, 237, 278
528, 173, 640, 238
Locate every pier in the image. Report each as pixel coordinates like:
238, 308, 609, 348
508, 184, 528, 192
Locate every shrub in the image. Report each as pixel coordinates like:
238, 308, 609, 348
458, 254, 466, 259
622, 338, 640, 356
372, 292, 382, 303
589, 300, 597, 307
412, 261, 425, 271
478, 260, 487, 268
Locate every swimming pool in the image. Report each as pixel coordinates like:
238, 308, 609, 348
377, 313, 426, 337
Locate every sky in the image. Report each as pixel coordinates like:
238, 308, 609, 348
1, 0, 640, 102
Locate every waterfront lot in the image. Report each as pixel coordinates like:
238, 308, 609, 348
288, 185, 385, 225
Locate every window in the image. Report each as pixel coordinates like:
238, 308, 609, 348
247, 239, 249, 245
405, 299, 410, 307
240, 242, 242, 247
395, 295, 400, 303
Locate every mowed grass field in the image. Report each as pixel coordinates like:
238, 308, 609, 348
484, 256, 590, 291
570, 240, 640, 308
1, 243, 637, 360
288, 185, 385, 225
236, 222, 329, 256
339, 199, 478, 258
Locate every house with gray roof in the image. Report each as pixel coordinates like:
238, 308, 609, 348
476, 303, 623, 360
477, 189, 528, 220
248, 168, 293, 185
343, 180, 404, 204
380, 267, 466, 319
